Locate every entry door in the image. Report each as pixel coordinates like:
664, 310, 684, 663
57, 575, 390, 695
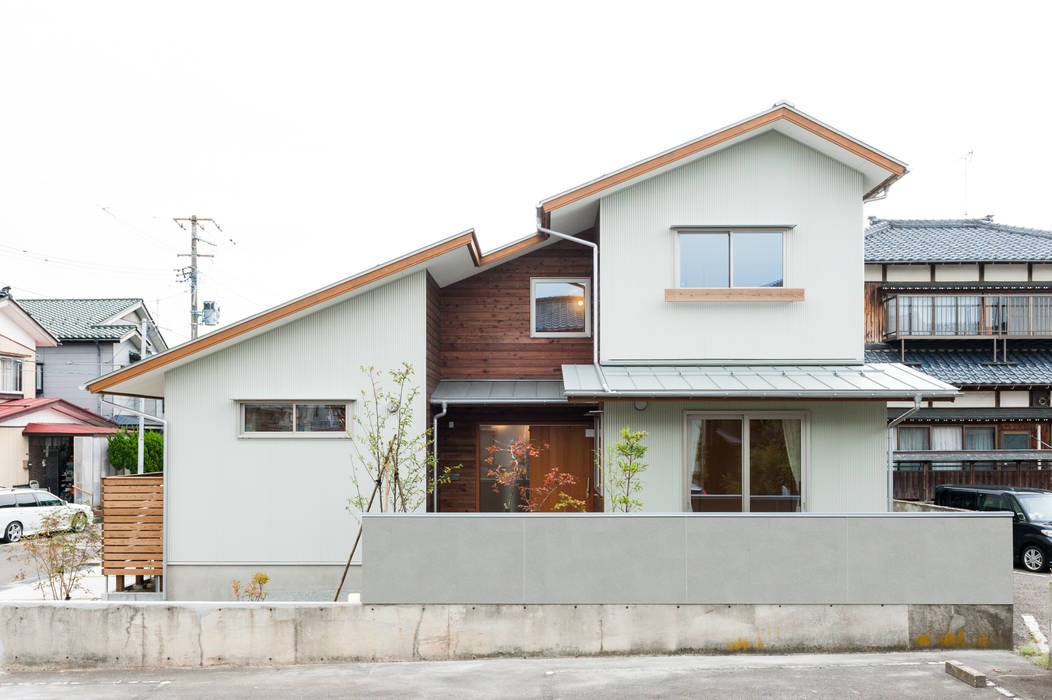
528, 425, 595, 512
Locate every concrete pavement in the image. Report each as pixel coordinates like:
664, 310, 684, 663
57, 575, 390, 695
1014, 569, 1051, 649
1, 651, 1049, 699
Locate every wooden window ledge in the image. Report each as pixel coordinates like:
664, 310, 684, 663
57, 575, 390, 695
665, 288, 805, 302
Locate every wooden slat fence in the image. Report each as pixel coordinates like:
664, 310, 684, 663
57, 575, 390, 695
101, 474, 163, 591
894, 463, 1052, 502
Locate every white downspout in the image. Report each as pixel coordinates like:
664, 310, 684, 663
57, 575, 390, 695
886, 394, 922, 512
432, 401, 447, 513
101, 397, 168, 600
536, 223, 611, 394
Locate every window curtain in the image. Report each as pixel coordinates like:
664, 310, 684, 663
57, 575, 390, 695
931, 426, 963, 451
780, 419, 802, 492
897, 427, 929, 451
964, 428, 996, 450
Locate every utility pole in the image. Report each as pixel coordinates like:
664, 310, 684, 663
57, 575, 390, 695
173, 215, 216, 339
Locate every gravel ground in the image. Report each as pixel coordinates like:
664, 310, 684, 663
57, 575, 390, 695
1014, 569, 1052, 650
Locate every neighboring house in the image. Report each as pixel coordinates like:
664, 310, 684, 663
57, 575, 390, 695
86, 103, 957, 600
19, 298, 167, 427
0, 291, 117, 505
863, 217, 1052, 500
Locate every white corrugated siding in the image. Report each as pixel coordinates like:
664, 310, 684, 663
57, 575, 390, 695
164, 272, 428, 566
599, 130, 864, 364
602, 400, 888, 513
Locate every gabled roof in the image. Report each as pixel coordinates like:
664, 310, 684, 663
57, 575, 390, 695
864, 347, 1052, 386
18, 298, 146, 341
865, 218, 1052, 263
540, 102, 908, 234
0, 297, 59, 348
86, 229, 558, 398
0, 397, 116, 426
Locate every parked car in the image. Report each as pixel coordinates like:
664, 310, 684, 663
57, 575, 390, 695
934, 484, 1052, 572
0, 488, 92, 543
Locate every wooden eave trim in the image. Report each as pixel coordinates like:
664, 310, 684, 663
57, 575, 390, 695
88, 230, 555, 395
542, 108, 905, 213
664, 288, 805, 302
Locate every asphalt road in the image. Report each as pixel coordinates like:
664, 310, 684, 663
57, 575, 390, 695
1, 650, 1049, 699
1014, 569, 1052, 649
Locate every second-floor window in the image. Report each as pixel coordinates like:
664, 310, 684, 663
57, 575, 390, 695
238, 401, 350, 437
0, 357, 23, 394
530, 278, 591, 338
678, 230, 785, 288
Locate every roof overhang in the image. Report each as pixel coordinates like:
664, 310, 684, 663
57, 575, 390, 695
430, 379, 570, 404
22, 422, 118, 436
539, 103, 908, 235
85, 229, 560, 399
0, 298, 59, 348
561, 363, 958, 400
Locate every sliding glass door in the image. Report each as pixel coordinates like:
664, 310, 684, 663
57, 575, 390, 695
686, 412, 806, 513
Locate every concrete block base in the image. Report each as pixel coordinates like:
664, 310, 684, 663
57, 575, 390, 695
0, 602, 1012, 669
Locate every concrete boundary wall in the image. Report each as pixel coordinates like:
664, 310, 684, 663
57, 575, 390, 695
0, 601, 1012, 669
361, 513, 1013, 605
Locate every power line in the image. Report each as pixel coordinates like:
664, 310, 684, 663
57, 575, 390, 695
173, 215, 218, 339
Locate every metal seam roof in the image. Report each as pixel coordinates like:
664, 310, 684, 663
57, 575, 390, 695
430, 379, 568, 404
561, 363, 957, 399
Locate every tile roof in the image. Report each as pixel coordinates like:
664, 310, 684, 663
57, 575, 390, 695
534, 295, 587, 333
17, 298, 142, 341
864, 347, 1052, 386
865, 218, 1052, 263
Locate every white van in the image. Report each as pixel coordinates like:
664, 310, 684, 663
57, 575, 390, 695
0, 489, 93, 543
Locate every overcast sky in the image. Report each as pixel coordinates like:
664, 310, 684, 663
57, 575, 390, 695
1, 2, 1049, 346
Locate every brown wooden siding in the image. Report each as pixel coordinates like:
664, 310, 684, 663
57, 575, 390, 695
426, 273, 441, 397
435, 405, 597, 512
439, 234, 595, 379
864, 281, 884, 344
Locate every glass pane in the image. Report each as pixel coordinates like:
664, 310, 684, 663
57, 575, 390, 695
964, 427, 995, 450
931, 426, 962, 451
688, 418, 742, 512
933, 297, 956, 335
1034, 297, 1052, 334
680, 233, 729, 288
1002, 432, 1030, 450
902, 296, 932, 335
977, 493, 1008, 512
295, 404, 347, 432
748, 418, 801, 513
36, 493, 61, 507
732, 232, 783, 288
957, 296, 981, 335
15, 493, 37, 507
533, 281, 587, 333
243, 404, 294, 432
479, 425, 531, 512
0, 494, 13, 507
897, 427, 930, 450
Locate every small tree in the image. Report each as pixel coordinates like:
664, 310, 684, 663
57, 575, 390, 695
107, 430, 163, 473
13, 508, 101, 600
603, 427, 649, 512
348, 363, 456, 516
232, 572, 270, 601
485, 440, 586, 512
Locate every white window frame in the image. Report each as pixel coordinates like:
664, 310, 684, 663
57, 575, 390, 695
682, 410, 811, 513
674, 228, 789, 289
529, 277, 591, 338
237, 400, 353, 439
0, 356, 23, 394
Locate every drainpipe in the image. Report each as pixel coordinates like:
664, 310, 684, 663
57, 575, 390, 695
102, 398, 168, 600
886, 394, 922, 512
536, 222, 611, 394
432, 401, 447, 513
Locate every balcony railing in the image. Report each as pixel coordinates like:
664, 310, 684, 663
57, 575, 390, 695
885, 293, 1052, 339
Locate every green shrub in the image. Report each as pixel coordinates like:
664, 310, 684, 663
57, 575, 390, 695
107, 430, 163, 473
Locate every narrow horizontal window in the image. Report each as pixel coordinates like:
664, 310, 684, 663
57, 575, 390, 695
240, 402, 350, 437
678, 231, 785, 289
530, 278, 591, 338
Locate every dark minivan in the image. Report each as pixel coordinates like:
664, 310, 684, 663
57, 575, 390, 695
934, 485, 1052, 572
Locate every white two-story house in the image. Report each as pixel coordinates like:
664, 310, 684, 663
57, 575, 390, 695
86, 103, 957, 600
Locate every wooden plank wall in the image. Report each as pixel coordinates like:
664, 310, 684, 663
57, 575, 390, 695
435, 405, 596, 512
101, 474, 163, 578
426, 273, 441, 396
864, 281, 884, 343
895, 466, 1052, 502
439, 233, 595, 379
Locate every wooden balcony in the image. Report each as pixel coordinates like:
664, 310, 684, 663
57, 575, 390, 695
885, 293, 1052, 340
892, 449, 1052, 501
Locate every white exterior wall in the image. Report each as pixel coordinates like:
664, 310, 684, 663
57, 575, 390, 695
163, 272, 428, 576
602, 400, 888, 513
999, 390, 1030, 408
863, 264, 883, 282
1033, 264, 1052, 281
984, 264, 1028, 281
599, 131, 865, 364
885, 266, 930, 282
934, 264, 980, 281
954, 391, 997, 408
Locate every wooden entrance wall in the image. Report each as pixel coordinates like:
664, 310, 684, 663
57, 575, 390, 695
894, 464, 1052, 502
101, 473, 163, 591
